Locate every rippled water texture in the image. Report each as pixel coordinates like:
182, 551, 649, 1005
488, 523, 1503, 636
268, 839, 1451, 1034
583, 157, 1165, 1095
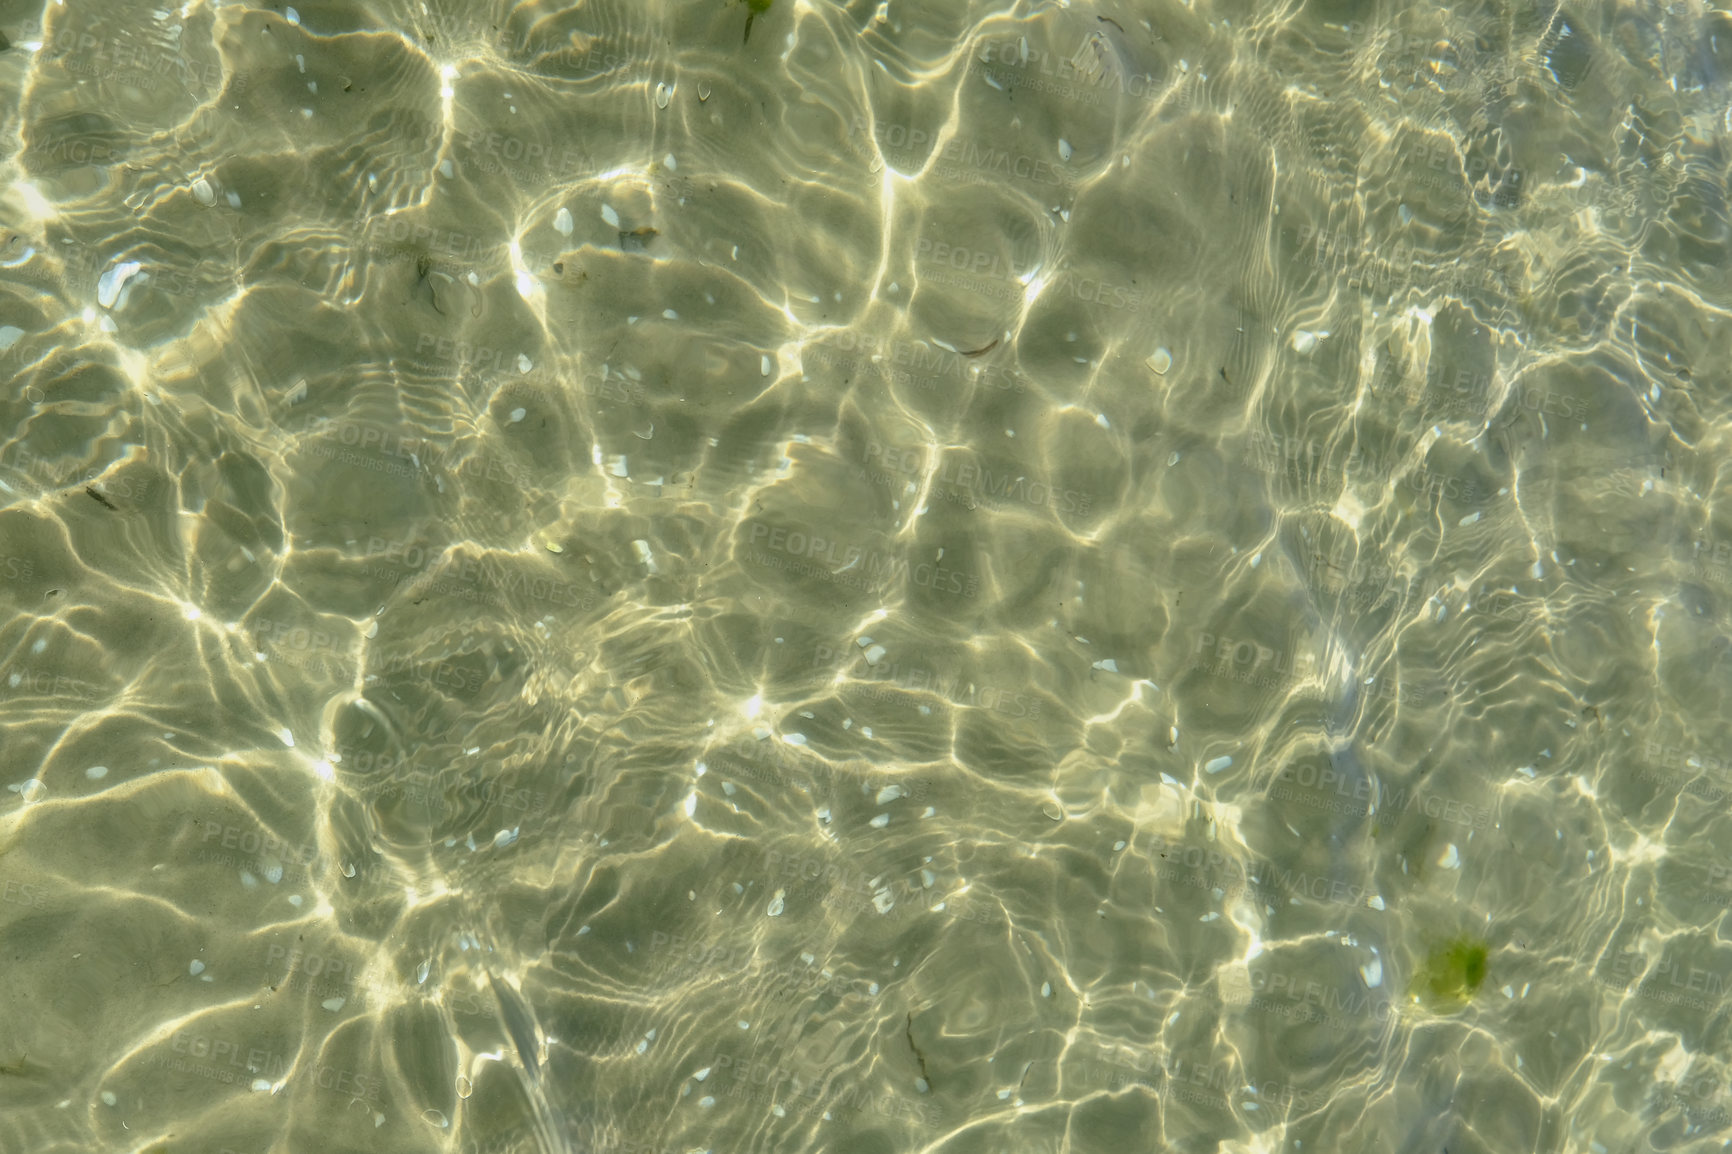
3, 0, 1732, 1152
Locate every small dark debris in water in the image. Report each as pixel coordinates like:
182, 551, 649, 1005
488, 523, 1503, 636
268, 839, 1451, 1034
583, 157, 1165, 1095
342, 79, 353, 93
0, 29, 12, 52
904, 1011, 932, 1089
740, 0, 773, 45
1097, 15, 1125, 33
1219, 366, 1231, 385
85, 486, 118, 511
957, 337, 1000, 358
552, 261, 564, 275
46, 589, 62, 599
619, 227, 658, 251
414, 252, 447, 316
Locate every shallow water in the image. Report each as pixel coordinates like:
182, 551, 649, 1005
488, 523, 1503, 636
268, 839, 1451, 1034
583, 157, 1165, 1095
2, 1, 1732, 1152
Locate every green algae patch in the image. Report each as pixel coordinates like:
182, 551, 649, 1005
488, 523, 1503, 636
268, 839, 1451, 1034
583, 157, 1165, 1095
1409, 936, 1490, 1009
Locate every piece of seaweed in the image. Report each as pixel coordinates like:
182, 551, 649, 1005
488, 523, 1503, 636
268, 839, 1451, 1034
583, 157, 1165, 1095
1410, 935, 1489, 1008
741, 0, 772, 45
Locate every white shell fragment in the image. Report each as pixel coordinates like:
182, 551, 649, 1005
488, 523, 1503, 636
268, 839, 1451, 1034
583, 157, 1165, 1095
97, 261, 142, 309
